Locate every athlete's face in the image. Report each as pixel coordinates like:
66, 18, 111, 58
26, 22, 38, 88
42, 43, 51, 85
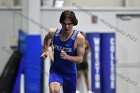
61, 19, 73, 32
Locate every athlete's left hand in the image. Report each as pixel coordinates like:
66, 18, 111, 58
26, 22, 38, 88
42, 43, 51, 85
60, 50, 68, 60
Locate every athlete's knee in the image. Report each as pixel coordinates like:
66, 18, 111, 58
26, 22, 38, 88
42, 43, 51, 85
50, 85, 60, 93
50, 88, 60, 93
50, 82, 60, 93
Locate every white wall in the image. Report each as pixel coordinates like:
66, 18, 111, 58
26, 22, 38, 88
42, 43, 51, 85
64, 0, 123, 7
0, 10, 15, 75
2, 0, 140, 8
63, 0, 140, 7
129, 0, 140, 7
0, 0, 14, 7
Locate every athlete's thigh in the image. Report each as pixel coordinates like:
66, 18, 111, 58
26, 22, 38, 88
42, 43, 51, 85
49, 67, 63, 86
49, 68, 63, 93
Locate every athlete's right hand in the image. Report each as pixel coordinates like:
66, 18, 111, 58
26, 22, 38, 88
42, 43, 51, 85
41, 52, 48, 60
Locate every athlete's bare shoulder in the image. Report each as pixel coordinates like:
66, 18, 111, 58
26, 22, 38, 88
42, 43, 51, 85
46, 28, 56, 39
76, 32, 85, 44
49, 28, 56, 35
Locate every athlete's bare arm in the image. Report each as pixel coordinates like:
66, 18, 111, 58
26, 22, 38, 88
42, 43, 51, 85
60, 32, 85, 63
41, 28, 56, 60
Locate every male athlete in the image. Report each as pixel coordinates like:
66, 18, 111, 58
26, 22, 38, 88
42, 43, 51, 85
41, 10, 85, 93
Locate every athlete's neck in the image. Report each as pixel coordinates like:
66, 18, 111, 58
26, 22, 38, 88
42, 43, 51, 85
60, 29, 73, 41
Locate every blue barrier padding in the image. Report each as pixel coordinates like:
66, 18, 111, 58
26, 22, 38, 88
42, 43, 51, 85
24, 35, 42, 93
100, 33, 116, 93
86, 33, 102, 93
